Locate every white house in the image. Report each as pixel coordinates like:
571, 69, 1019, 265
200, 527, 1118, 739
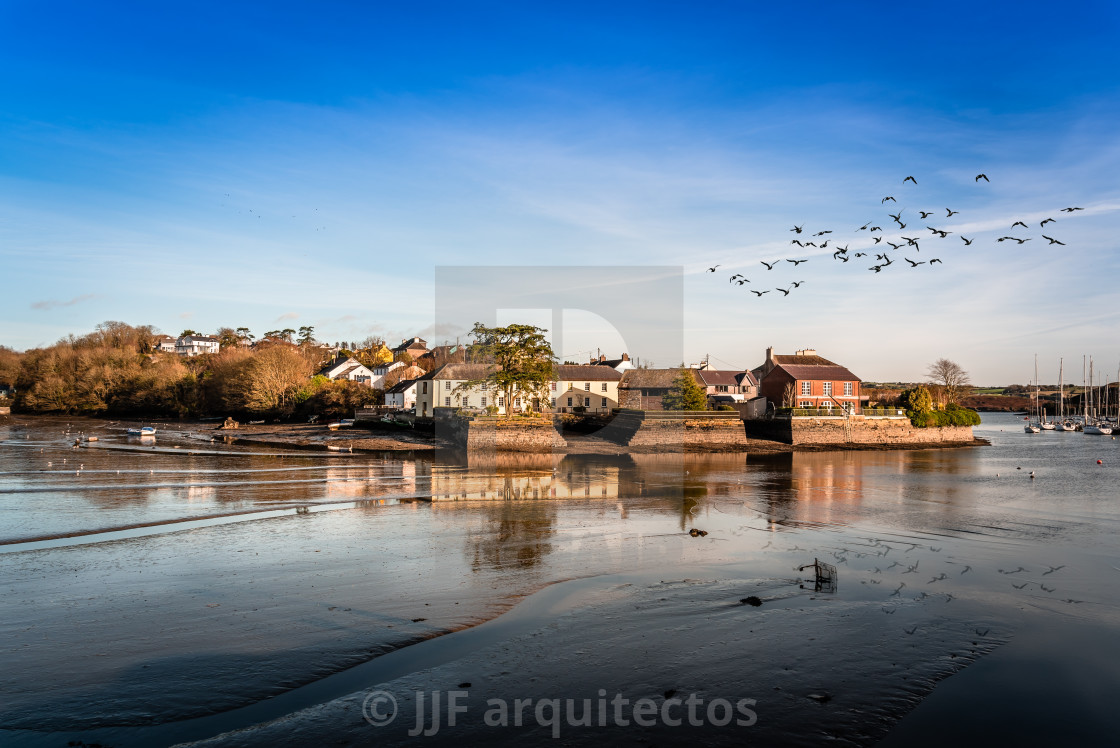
384, 378, 420, 410
154, 335, 178, 353
414, 363, 507, 417
547, 365, 622, 413
370, 360, 405, 389
175, 335, 220, 356
589, 353, 636, 373
319, 355, 375, 386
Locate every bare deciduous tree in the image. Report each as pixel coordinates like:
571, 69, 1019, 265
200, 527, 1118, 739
926, 358, 971, 405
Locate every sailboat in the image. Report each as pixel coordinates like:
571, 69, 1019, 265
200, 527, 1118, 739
1083, 358, 1112, 435
1025, 356, 1041, 433
1054, 358, 1075, 431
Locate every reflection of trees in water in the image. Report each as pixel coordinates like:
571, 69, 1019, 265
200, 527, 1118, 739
465, 497, 559, 571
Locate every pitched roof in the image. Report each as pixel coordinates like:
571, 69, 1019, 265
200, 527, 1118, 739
554, 365, 622, 381
737, 371, 759, 387
619, 368, 701, 389
696, 370, 744, 387
773, 361, 861, 382
386, 378, 419, 394
392, 336, 428, 352
772, 353, 840, 367
418, 363, 498, 381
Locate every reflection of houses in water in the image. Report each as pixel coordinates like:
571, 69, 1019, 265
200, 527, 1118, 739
429, 454, 625, 502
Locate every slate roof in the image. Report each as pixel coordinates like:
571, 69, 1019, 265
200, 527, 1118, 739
554, 365, 622, 381
418, 363, 498, 381
619, 369, 702, 389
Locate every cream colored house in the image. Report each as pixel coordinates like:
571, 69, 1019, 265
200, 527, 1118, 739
547, 365, 621, 413
415, 363, 504, 417
415, 363, 624, 417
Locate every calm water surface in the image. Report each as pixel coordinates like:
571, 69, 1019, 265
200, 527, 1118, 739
0, 414, 1117, 746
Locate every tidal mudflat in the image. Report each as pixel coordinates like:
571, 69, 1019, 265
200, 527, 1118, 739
1, 414, 1118, 746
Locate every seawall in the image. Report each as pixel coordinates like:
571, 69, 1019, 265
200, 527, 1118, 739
744, 415, 976, 446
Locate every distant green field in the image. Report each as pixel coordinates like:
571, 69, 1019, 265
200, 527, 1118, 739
971, 388, 1006, 394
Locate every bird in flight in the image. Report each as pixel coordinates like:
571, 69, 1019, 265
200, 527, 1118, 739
902, 236, 919, 247
858, 221, 871, 231
791, 280, 805, 288
1013, 237, 1032, 244
997, 236, 1015, 242
919, 211, 934, 219
736, 278, 750, 285
882, 196, 896, 203
889, 211, 903, 223
729, 274, 743, 283
1040, 218, 1055, 227
791, 239, 804, 246
786, 258, 808, 266
837, 254, 850, 263
927, 227, 951, 238
961, 236, 973, 245
750, 289, 770, 297
904, 176, 917, 184
854, 252, 866, 257
813, 230, 833, 236
776, 287, 792, 296
929, 258, 943, 264
1011, 220, 1028, 229
870, 265, 882, 273
1042, 235, 1065, 245
976, 174, 990, 182
1062, 207, 1083, 212
706, 265, 719, 272
869, 226, 882, 232
791, 225, 804, 233
819, 240, 830, 248
905, 258, 926, 267
873, 236, 882, 244
946, 208, 959, 217
887, 241, 902, 250
761, 261, 776, 270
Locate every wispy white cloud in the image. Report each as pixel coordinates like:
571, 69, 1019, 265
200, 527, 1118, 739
30, 294, 97, 311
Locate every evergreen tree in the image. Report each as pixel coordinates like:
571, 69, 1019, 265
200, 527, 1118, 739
662, 368, 707, 410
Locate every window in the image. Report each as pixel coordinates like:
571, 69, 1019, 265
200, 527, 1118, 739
463, 397, 469, 407
823, 382, 832, 396
444, 380, 451, 390
584, 397, 590, 407
716, 385, 728, 392
801, 381, 811, 395
799, 400, 811, 407
480, 383, 487, 391
422, 382, 428, 394
444, 397, 451, 407
551, 382, 557, 391
480, 396, 487, 407
551, 398, 556, 407
844, 381, 853, 396
822, 401, 832, 410
498, 397, 505, 407
584, 382, 590, 391
601, 398, 607, 407
514, 397, 521, 407
567, 397, 573, 406
601, 382, 607, 392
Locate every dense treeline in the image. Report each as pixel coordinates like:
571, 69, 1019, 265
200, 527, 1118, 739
6, 321, 379, 418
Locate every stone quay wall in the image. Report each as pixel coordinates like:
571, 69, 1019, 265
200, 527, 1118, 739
435, 409, 567, 453
598, 410, 749, 450
743, 415, 974, 446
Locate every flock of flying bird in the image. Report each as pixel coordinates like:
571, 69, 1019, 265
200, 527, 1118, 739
706, 173, 1084, 297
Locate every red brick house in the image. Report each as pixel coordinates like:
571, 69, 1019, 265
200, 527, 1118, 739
753, 347, 862, 414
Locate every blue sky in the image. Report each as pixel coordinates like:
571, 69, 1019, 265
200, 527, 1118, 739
2, 1, 1119, 384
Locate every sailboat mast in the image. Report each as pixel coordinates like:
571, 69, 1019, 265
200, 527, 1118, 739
1059, 358, 1064, 420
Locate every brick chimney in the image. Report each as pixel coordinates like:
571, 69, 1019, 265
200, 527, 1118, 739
621, 353, 629, 361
